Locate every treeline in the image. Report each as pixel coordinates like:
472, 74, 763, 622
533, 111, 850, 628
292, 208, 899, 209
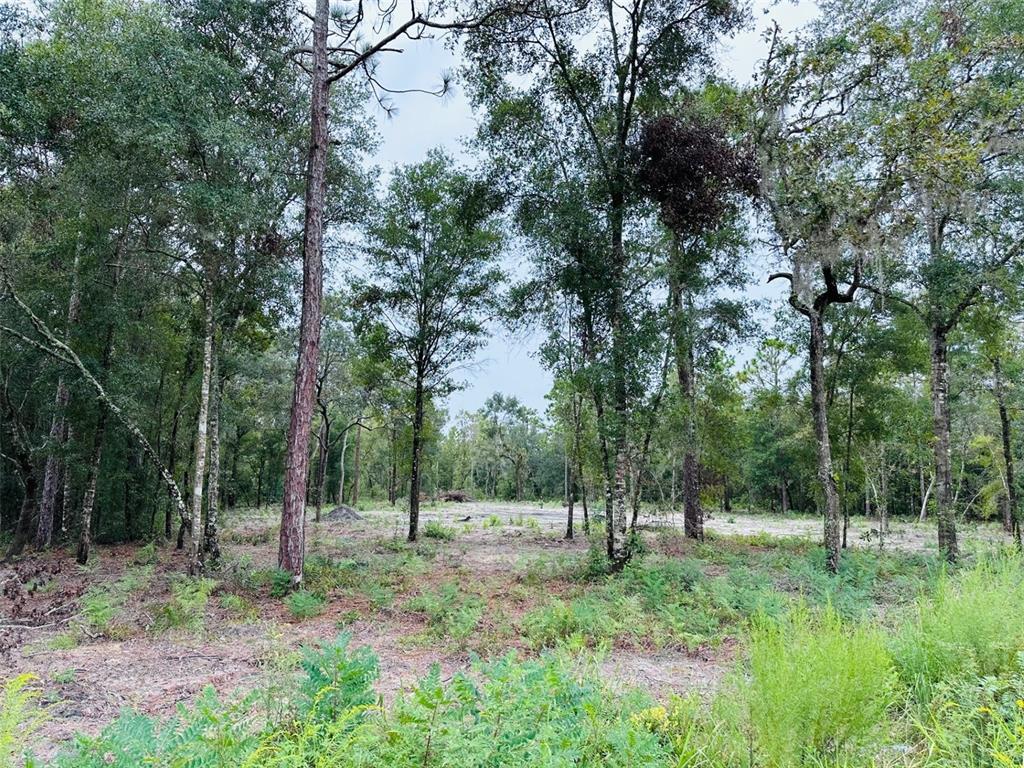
1, 0, 1022, 580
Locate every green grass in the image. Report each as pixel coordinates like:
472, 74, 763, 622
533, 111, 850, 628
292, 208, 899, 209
284, 591, 326, 620
152, 577, 217, 632
422, 520, 456, 540
405, 583, 483, 643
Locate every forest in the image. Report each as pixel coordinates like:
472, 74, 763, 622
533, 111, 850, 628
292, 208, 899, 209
1, 0, 1023, 765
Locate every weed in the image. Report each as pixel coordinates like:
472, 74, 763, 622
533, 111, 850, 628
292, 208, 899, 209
219, 593, 259, 622
423, 520, 456, 540
405, 583, 482, 642
132, 541, 158, 565
152, 577, 217, 632
284, 591, 326, 620
483, 514, 503, 528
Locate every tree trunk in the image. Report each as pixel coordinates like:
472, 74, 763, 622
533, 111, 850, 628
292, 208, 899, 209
808, 313, 841, 573
188, 290, 215, 576
409, 377, 426, 541
203, 350, 222, 563
929, 328, 958, 562
36, 251, 82, 548
279, 0, 329, 585
389, 422, 398, 506
350, 420, 362, 506
165, 342, 196, 539
842, 386, 854, 549
77, 408, 108, 565
337, 428, 348, 507
993, 356, 1021, 546
314, 417, 327, 522
565, 460, 575, 540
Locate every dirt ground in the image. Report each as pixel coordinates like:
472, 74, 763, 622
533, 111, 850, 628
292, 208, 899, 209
0, 501, 1007, 759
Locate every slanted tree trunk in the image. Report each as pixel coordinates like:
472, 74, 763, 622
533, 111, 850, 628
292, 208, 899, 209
188, 290, 215, 576
203, 350, 222, 563
279, 0, 329, 585
929, 328, 958, 563
809, 313, 842, 573
993, 356, 1020, 546
37, 250, 82, 548
408, 376, 425, 541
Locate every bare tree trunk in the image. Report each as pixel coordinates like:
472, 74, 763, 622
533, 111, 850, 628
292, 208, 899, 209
203, 350, 222, 563
188, 291, 214, 576
314, 418, 327, 521
809, 313, 842, 573
578, 460, 589, 534
350, 420, 362, 506
409, 377, 426, 541
565, 457, 574, 540
36, 250, 82, 548
279, 0, 329, 585
929, 328, 958, 563
164, 343, 195, 539
842, 386, 854, 549
337, 428, 348, 507
389, 421, 398, 506
993, 356, 1020, 546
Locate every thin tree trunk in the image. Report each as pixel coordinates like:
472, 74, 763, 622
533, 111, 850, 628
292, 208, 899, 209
842, 386, 854, 549
165, 342, 196, 538
188, 290, 215, 576
809, 313, 842, 573
929, 328, 958, 563
565, 456, 574, 539
279, 0, 329, 585
314, 418, 327, 521
578, 460, 589, 535
409, 377, 425, 541
36, 250, 82, 548
993, 356, 1021, 546
203, 350, 222, 563
337, 428, 348, 507
350, 420, 362, 506
671, 268, 703, 541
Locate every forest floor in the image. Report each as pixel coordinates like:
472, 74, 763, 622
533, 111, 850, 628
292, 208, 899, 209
0, 501, 1011, 759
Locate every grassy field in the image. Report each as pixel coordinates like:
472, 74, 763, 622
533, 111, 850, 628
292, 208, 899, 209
2, 502, 1021, 766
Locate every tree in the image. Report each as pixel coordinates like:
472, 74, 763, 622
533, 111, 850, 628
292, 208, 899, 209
757, 3, 903, 572
356, 152, 503, 541
636, 91, 758, 539
466, 0, 745, 565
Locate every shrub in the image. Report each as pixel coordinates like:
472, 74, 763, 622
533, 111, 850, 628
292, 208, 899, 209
284, 591, 325, 621
423, 520, 456, 540
892, 556, 1024, 707
152, 577, 217, 632
743, 605, 897, 766
297, 633, 378, 721
483, 514, 503, 528
131, 541, 158, 565
220, 593, 258, 622
521, 597, 619, 649
405, 583, 482, 642
917, 663, 1024, 768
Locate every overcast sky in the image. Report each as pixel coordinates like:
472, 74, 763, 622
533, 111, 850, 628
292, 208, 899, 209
360, 0, 820, 417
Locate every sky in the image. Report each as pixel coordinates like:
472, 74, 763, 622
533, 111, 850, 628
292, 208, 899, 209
362, 0, 821, 417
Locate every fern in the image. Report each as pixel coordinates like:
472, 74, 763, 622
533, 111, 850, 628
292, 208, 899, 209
0, 674, 44, 768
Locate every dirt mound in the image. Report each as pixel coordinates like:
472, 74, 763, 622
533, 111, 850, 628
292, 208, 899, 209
439, 490, 474, 502
323, 505, 364, 522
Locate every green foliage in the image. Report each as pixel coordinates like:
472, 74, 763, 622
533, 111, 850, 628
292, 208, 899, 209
0, 674, 44, 768
892, 556, 1024, 707
405, 583, 483, 642
296, 634, 378, 722
152, 577, 217, 633
742, 606, 898, 766
422, 520, 456, 540
78, 566, 153, 637
917, 663, 1024, 768
131, 542, 158, 566
284, 591, 325, 621
219, 593, 258, 622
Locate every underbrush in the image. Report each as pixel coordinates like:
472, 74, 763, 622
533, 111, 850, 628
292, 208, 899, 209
13, 545, 1024, 767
